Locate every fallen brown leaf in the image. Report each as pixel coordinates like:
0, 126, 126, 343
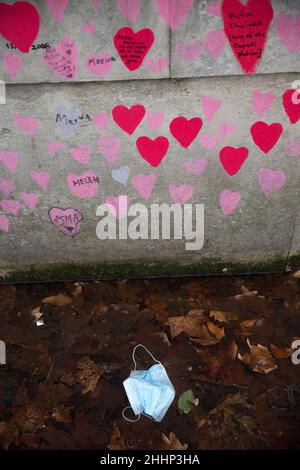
270, 344, 292, 359
238, 339, 278, 374
167, 309, 207, 338
107, 422, 128, 450
161, 432, 188, 450
42, 293, 73, 307
76, 357, 102, 395
0, 285, 16, 315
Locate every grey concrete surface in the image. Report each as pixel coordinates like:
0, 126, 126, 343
0, 73, 299, 279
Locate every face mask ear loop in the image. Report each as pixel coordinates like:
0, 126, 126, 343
132, 344, 161, 371
122, 406, 141, 422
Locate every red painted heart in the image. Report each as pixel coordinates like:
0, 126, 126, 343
169, 116, 203, 148
0, 1, 40, 53
222, 0, 273, 74
219, 146, 249, 175
114, 27, 154, 71
250, 121, 283, 153
112, 104, 145, 135
136, 136, 169, 167
282, 89, 300, 124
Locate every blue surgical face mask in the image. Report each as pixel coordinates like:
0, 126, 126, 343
122, 344, 175, 423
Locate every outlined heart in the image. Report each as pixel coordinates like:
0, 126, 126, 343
112, 104, 145, 134
114, 27, 154, 71
222, 0, 273, 74
219, 146, 249, 176
0, 1, 40, 53
282, 89, 300, 124
49, 207, 83, 237
136, 136, 169, 167
250, 121, 283, 154
169, 116, 202, 148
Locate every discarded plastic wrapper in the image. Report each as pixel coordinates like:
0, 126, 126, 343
122, 344, 175, 423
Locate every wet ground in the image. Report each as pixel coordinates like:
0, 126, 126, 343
0, 272, 300, 450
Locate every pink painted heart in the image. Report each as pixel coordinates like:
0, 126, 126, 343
200, 96, 222, 122
46, 0, 68, 23
0, 214, 9, 233
44, 37, 78, 80
183, 158, 208, 176
105, 195, 130, 219
0, 151, 19, 174
70, 144, 91, 164
49, 207, 83, 237
82, 19, 96, 35
258, 168, 286, 196
3, 52, 23, 79
48, 140, 65, 156
144, 56, 168, 74
156, 0, 194, 30
275, 13, 300, 53
93, 113, 109, 130
85, 52, 113, 77
92, 0, 101, 13
98, 136, 120, 166
203, 29, 226, 59
169, 184, 193, 204
175, 40, 202, 62
145, 110, 164, 130
67, 171, 100, 199
218, 121, 237, 140
0, 177, 15, 197
288, 139, 300, 158
251, 89, 275, 117
30, 171, 51, 192
0, 199, 20, 216
20, 192, 39, 212
132, 173, 157, 200
207, 0, 221, 16
15, 114, 38, 137
199, 133, 219, 150
118, 0, 141, 22
220, 189, 241, 216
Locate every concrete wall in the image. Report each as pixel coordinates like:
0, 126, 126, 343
0, 0, 299, 281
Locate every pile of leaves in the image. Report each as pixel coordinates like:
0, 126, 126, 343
0, 271, 300, 450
